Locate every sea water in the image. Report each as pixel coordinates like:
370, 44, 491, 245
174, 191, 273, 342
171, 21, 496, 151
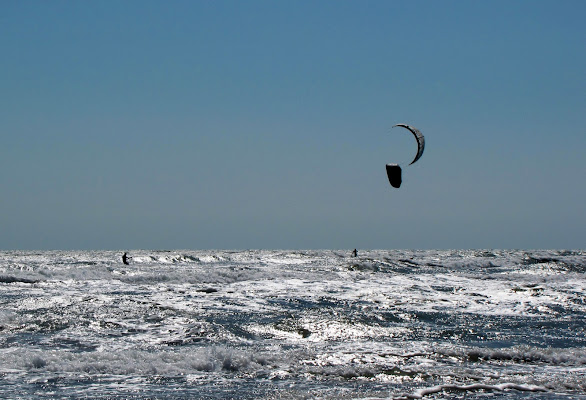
0, 250, 585, 399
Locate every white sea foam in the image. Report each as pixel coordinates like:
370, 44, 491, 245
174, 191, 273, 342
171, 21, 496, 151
0, 250, 585, 399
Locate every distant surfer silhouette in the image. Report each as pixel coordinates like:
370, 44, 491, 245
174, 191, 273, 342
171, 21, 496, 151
122, 252, 130, 265
352, 249, 358, 257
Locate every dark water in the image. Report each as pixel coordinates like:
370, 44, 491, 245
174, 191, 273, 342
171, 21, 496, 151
1, 250, 585, 399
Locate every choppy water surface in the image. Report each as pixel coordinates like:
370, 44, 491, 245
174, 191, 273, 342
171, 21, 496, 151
1, 250, 585, 399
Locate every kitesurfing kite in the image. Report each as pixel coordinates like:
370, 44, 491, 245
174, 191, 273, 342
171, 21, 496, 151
386, 124, 425, 188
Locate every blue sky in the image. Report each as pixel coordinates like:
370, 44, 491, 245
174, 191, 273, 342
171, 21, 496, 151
1, 0, 585, 250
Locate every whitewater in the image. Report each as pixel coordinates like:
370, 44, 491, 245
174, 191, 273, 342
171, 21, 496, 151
1, 250, 585, 399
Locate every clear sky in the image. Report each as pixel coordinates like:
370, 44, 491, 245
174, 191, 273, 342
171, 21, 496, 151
1, 0, 585, 250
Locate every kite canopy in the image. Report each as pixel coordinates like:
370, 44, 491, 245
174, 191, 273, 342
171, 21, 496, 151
392, 124, 425, 165
385, 164, 402, 188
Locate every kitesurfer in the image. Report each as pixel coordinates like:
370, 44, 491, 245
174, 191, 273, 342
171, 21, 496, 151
122, 252, 130, 265
352, 249, 358, 257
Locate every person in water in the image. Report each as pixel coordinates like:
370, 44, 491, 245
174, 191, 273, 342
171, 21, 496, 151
352, 249, 358, 257
122, 252, 130, 265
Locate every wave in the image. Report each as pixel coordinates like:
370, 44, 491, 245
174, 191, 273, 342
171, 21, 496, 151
4, 346, 280, 377
441, 346, 586, 366
0, 275, 38, 284
398, 382, 547, 399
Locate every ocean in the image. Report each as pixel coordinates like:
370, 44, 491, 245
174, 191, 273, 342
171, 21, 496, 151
0, 250, 585, 399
